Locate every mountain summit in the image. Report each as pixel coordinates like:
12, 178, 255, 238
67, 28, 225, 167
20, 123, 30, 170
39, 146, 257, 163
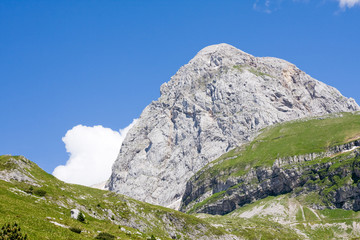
107, 43, 359, 209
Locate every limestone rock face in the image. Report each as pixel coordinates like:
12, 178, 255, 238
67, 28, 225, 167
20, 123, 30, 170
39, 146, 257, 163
107, 43, 359, 209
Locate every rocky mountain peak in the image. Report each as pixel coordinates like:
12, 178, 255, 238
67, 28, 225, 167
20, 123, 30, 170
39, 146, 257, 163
189, 43, 252, 66
107, 44, 359, 209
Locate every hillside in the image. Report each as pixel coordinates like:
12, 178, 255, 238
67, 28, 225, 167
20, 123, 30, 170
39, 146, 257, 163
180, 112, 360, 216
0, 155, 234, 239
2, 153, 360, 239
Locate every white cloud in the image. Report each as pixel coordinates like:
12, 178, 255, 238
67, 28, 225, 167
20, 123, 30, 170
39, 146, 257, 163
253, 0, 360, 11
253, 0, 283, 13
338, 0, 360, 8
52, 119, 137, 186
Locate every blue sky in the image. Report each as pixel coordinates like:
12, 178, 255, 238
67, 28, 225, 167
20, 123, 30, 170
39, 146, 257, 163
1, 0, 359, 177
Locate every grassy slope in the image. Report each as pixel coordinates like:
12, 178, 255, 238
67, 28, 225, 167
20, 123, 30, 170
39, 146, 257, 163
0, 155, 308, 239
207, 112, 360, 179
0, 155, 312, 239
0, 155, 228, 240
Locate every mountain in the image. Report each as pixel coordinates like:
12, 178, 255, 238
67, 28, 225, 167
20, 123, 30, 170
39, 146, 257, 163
107, 43, 359, 209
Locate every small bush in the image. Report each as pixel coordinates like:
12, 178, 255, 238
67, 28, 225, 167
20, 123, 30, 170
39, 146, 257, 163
77, 212, 85, 223
24, 186, 34, 194
0, 222, 28, 240
33, 189, 47, 197
95, 232, 115, 240
69, 227, 81, 234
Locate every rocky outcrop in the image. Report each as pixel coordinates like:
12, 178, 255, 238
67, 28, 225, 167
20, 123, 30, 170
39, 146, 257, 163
70, 209, 80, 220
180, 141, 360, 215
107, 43, 359, 209
0, 155, 40, 186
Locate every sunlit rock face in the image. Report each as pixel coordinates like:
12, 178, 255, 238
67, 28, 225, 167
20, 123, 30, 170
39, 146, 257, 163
107, 43, 359, 209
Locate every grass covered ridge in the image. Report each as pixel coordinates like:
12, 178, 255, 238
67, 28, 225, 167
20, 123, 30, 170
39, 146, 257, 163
195, 112, 360, 181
